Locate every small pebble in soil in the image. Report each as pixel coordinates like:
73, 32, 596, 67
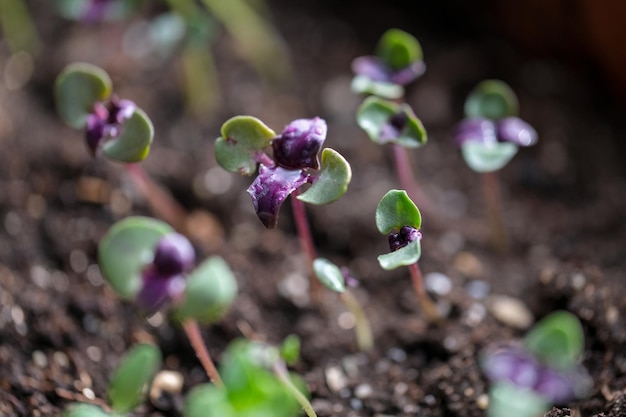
476, 393, 489, 410
32, 350, 47, 368
438, 230, 465, 255
463, 302, 487, 327
465, 279, 490, 299
53, 351, 69, 367
425, 272, 452, 296
354, 383, 373, 399
487, 294, 534, 330
86, 346, 102, 362
453, 252, 484, 278
350, 398, 363, 410
342, 353, 368, 378
394, 382, 409, 396
325, 366, 348, 392
150, 370, 184, 410
338, 311, 356, 329
386, 347, 407, 363
86, 264, 104, 286
30, 265, 50, 288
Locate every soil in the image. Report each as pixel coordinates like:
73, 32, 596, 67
1, 1, 625, 417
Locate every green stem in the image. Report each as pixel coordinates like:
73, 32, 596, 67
182, 320, 223, 386
339, 289, 373, 351
290, 190, 322, 301
408, 263, 440, 322
272, 360, 317, 417
482, 171, 509, 253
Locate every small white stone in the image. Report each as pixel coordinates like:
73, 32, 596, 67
487, 295, 534, 330
425, 272, 452, 296
325, 366, 348, 392
354, 383, 373, 399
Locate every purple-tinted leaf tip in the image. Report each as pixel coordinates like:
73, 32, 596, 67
272, 117, 327, 170
136, 268, 186, 313
380, 111, 409, 143
534, 368, 577, 404
352, 56, 425, 86
497, 117, 538, 147
85, 114, 106, 155
389, 60, 426, 85
454, 118, 497, 147
388, 226, 421, 252
84, 97, 136, 156
153, 233, 195, 276
482, 348, 540, 389
107, 97, 136, 125
247, 165, 308, 228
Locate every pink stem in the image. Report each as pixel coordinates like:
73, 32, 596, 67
290, 189, 321, 301
392, 144, 432, 214
481, 171, 509, 253
408, 263, 440, 322
182, 320, 223, 386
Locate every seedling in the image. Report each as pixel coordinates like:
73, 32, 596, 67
98, 216, 238, 385
454, 80, 538, 251
375, 190, 439, 321
184, 337, 316, 417
353, 29, 431, 213
481, 311, 592, 417
61, 343, 162, 416
215, 116, 351, 298
55, 63, 187, 231
313, 258, 373, 351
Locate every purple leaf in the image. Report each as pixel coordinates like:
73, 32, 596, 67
496, 117, 538, 147
454, 118, 497, 146
83, 97, 136, 156
388, 226, 421, 252
152, 233, 195, 276
482, 348, 540, 389
247, 165, 308, 228
272, 117, 327, 170
136, 268, 186, 313
390, 60, 426, 85
351, 56, 394, 83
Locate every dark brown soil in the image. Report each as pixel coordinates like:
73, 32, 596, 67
1, 1, 625, 417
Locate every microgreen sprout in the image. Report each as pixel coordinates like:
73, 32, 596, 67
375, 190, 440, 321
351, 28, 425, 100
98, 216, 238, 385
61, 343, 162, 417
353, 30, 432, 213
184, 337, 316, 417
216, 115, 351, 299
453, 80, 538, 251
55, 63, 188, 231
313, 258, 373, 351
481, 311, 591, 417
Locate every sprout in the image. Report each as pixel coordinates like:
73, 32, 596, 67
481, 311, 592, 417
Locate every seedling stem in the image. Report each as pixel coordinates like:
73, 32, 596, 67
182, 319, 223, 386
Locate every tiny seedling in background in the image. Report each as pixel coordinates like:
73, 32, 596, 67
215, 115, 351, 299
313, 258, 373, 351
184, 337, 317, 417
55, 63, 187, 231
353, 29, 432, 213
98, 216, 238, 385
453, 79, 538, 251
375, 189, 439, 321
61, 343, 162, 417
481, 311, 591, 417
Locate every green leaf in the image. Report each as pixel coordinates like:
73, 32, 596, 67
375, 189, 421, 234
487, 383, 549, 417
98, 217, 173, 299
280, 335, 301, 366
524, 311, 585, 370
461, 141, 518, 173
351, 75, 404, 99
184, 384, 235, 417
376, 28, 422, 71
313, 258, 345, 293
464, 79, 519, 120
215, 116, 276, 175
62, 403, 113, 417
297, 148, 352, 205
101, 107, 154, 163
173, 256, 237, 324
356, 96, 426, 148
377, 238, 421, 270
55, 63, 112, 129
108, 344, 162, 414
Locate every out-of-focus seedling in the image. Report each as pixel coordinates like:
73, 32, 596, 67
353, 30, 431, 213
313, 258, 373, 351
98, 216, 238, 385
55, 63, 188, 231
375, 190, 439, 322
351, 28, 425, 100
184, 337, 317, 417
61, 343, 162, 416
216, 116, 351, 299
453, 80, 538, 251
481, 311, 592, 417
56, 0, 140, 24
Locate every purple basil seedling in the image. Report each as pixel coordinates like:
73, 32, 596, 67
375, 190, 439, 321
98, 216, 238, 386
215, 115, 351, 299
453, 80, 538, 252
313, 258, 373, 351
61, 343, 162, 416
481, 311, 591, 417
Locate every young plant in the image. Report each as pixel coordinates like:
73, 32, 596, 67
453, 79, 538, 251
98, 216, 238, 385
481, 311, 592, 417
313, 258, 373, 351
184, 337, 316, 417
215, 116, 351, 298
375, 189, 439, 321
61, 343, 161, 416
353, 29, 431, 213
55, 63, 187, 231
